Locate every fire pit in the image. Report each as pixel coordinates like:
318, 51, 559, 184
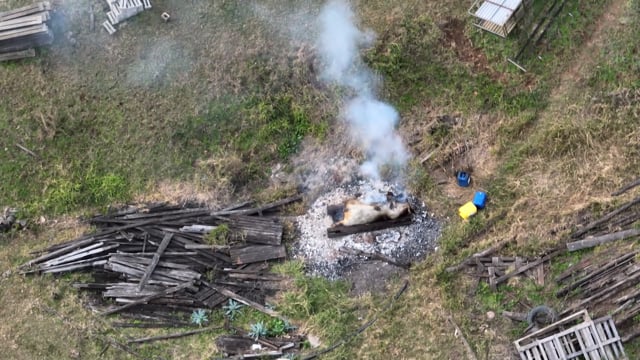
293, 180, 441, 280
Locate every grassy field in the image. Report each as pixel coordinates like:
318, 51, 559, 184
1, 0, 639, 359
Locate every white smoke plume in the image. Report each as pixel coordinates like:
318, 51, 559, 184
317, 0, 409, 181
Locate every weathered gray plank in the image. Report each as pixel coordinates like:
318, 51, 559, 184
0, 2, 50, 21
0, 23, 47, 40
138, 232, 173, 291
227, 215, 283, 245
101, 282, 193, 316
229, 245, 286, 265
567, 229, 640, 251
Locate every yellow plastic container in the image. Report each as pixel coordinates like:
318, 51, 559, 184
459, 202, 478, 220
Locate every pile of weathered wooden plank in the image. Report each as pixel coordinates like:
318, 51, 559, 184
566, 195, 640, 252
0, 1, 53, 61
20, 196, 301, 324
555, 246, 640, 343
102, 0, 152, 35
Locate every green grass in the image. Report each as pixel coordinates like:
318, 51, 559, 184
275, 262, 359, 355
2, 0, 640, 358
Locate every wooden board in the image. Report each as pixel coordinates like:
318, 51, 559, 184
0, 23, 47, 40
0, 2, 50, 22
0, 30, 53, 53
229, 245, 286, 265
327, 215, 413, 238
0, 48, 35, 61
227, 215, 283, 245
0, 12, 48, 31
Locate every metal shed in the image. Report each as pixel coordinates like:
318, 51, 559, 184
468, 0, 532, 37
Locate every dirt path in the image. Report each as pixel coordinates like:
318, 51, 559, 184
550, 0, 628, 100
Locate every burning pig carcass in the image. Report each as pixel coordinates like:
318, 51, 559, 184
293, 181, 440, 279
327, 192, 413, 238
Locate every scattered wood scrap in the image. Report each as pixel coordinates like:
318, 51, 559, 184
571, 196, 640, 239
555, 247, 640, 340
446, 241, 558, 291
0, 2, 53, 60
339, 247, 410, 269
612, 177, 640, 197
21, 197, 300, 325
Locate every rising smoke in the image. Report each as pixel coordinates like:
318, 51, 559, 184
317, 0, 409, 182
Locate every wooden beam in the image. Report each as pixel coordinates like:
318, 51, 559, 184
327, 215, 412, 238
229, 245, 286, 265
493, 249, 564, 286
572, 196, 640, 238
567, 229, 640, 251
0, 23, 48, 40
138, 232, 173, 291
211, 194, 302, 216
20, 237, 95, 268
0, 2, 50, 21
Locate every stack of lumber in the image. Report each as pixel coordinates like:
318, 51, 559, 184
0, 1, 53, 61
556, 247, 640, 342
102, 0, 151, 35
20, 196, 301, 324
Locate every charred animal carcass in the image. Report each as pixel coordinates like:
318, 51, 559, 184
331, 191, 412, 227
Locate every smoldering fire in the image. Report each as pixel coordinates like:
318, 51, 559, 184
317, 0, 409, 182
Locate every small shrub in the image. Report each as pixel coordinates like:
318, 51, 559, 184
222, 299, 243, 321
248, 321, 268, 340
190, 309, 209, 327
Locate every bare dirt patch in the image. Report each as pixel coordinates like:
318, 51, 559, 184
550, 0, 629, 99
438, 17, 501, 80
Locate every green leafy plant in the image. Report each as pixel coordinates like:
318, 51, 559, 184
205, 224, 230, 245
222, 299, 244, 321
248, 321, 268, 340
268, 319, 286, 337
190, 309, 208, 327
267, 319, 297, 337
